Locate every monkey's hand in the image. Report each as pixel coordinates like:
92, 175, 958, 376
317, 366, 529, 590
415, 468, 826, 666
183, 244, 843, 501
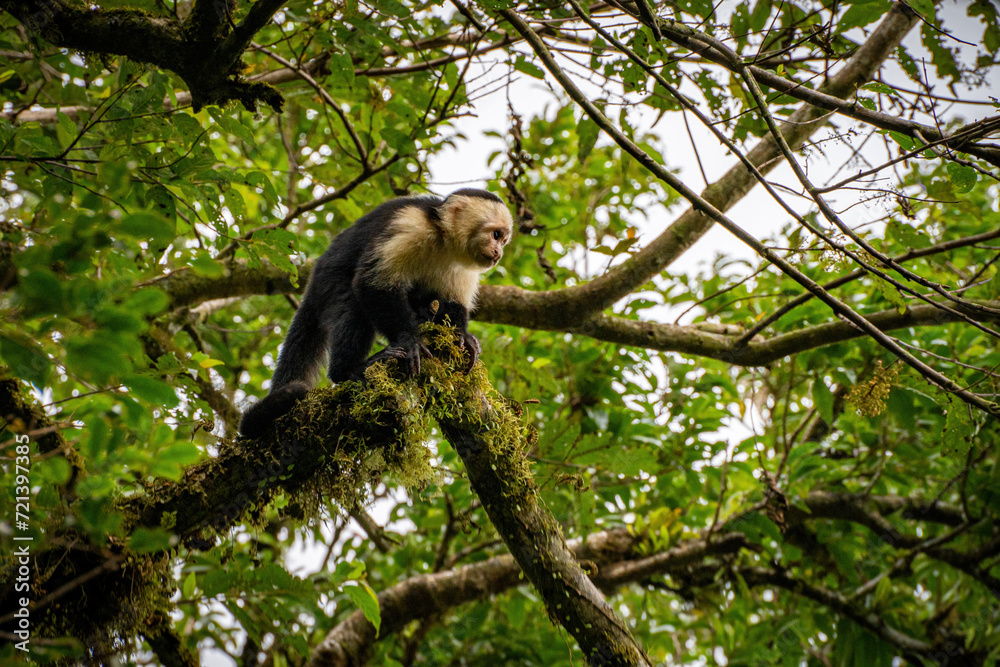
369, 334, 433, 376
456, 331, 481, 373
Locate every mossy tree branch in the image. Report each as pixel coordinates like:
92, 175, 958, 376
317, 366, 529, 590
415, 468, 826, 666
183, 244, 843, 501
3, 331, 652, 662
433, 387, 652, 666
0, 0, 286, 111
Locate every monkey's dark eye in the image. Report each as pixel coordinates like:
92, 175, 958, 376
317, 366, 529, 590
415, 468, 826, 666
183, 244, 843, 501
492, 230, 502, 241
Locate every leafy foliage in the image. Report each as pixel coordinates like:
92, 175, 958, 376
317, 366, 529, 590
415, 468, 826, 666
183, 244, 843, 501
1, 0, 999, 665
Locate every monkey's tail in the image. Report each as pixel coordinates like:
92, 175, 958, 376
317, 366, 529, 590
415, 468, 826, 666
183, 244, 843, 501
239, 302, 328, 439
238, 380, 311, 439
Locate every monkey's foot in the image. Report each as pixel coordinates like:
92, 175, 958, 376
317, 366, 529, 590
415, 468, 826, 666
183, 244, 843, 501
456, 331, 481, 372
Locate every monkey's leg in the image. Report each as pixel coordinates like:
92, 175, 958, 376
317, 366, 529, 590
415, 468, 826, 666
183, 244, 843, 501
240, 298, 328, 438
271, 299, 328, 388
326, 310, 377, 383
353, 281, 431, 376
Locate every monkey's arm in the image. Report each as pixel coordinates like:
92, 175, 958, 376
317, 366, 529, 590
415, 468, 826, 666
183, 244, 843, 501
352, 270, 431, 375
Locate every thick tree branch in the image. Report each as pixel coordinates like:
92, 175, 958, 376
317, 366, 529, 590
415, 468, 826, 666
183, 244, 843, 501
569, 300, 1000, 366
155, 260, 1000, 368
435, 388, 652, 666
502, 9, 1000, 416
468, 2, 922, 331
1, 0, 283, 111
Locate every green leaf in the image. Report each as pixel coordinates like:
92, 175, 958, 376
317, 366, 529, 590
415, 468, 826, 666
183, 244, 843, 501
332, 560, 367, 584
123, 374, 180, 408
159, 442, 201, 465
191, 253, 224, 277
119, 212, 176, 246
146, 185, 177, 220
124, 288, 170, 316
986, 23, 1000, 55
381, 127, 415, 153
886, 220, 929, 249
182, 572, 197, 599
202, 569, 237, 597
887, 131, 916, 151
812, 378, 834, 425
577, 115, 600, 163
56, 111, 79, 148
514, 56, 545, 79
39, 457, 71, 485
0, 334, 52, 386
942, 396, 973, 456
946, 162, 977, 193
730, 2, 749, 38
215, 113, 256, 146
862, 82, 895, 96
129, 527, 174, 553
66, 340, 131, 384
838, 0, 892, 32
344, 583, 381, 635
922, 23, 961, 82
18, 269, 64, 315
95, 307, 145, 334
872, 276, 907, 314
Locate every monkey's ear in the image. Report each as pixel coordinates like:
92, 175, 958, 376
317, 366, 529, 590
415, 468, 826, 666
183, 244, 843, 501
441, 196, 467, 221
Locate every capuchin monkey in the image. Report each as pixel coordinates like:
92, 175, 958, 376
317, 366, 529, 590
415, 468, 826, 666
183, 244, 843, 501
239, 189, 513, 438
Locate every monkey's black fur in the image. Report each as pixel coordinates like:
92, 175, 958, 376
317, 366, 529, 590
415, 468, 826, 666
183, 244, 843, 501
239, 189, 505, 439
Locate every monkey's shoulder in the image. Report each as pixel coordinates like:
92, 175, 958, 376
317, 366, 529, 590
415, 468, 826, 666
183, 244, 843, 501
353, 195, 443, 236
316, 195, 441, 265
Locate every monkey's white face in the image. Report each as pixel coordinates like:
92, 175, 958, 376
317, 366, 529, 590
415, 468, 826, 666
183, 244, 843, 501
444, 196, 513, 270
470, 215, 512, 268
